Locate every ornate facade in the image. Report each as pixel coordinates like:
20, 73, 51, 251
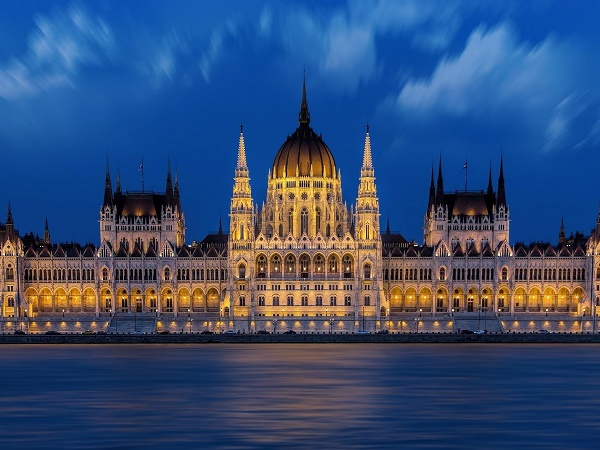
1, 82, 599, 333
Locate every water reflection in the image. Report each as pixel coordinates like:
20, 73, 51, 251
0, 344, 599, 448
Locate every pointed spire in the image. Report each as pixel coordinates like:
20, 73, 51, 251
497, 156, 506, 206
44, 217, 50, 245
386, 216, 390, 235
218, 216, 223, 235
236, 124, 248, 170
428, 165, 436, 212
6, 202, 13, 225
116, 168, 122, 194
104, 158, 113, 207
174, 170, 181, 211
165, 159, 174, 206
487, 165, 494, 197
298, 73, 310, 126
435, 156, 444, 205
559, 215, 565, 244
362, 124, 373, 169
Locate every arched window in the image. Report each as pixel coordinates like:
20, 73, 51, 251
501, 267, 508, 281
164, 267, 171, 281
343, 255, 353, 278
102, 268, 109, 281
257, 256, 266, 278
314, 255, 324, 274
239, 263, 246, 279
316, 209, 321, 234
365, 222, 370, 240
301, 208, 308, 235
328, 255, 338, 273
271, 255, 281, 274
364, 263, 371, 279
288, 209, 294, 234
299, 254, 310, 278
285, 254, 295, 274
239, 223, 244, 240
439, 267, 446, 281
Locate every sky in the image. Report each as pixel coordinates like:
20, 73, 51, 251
0, 0, 599, 246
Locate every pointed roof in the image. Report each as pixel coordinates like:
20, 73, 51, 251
558, 216, 565, 244
177, 245, 190, 257
6, 202, 13, 225
467, 244, 479, 257
453, 243, 464, 257
116, 245, 128, 257
145, 244, 157, 257
116, 168, 122, 194
428, 165, 435, 212
435, 156, 444, 205
362, 124, 373, 169
174, 170, 181, 211
298, 73, 310, 125
574, 245, 586, 257
165, 160, 174, 206
487, 165, 494, 197
54, 245, 65, 257
82, 244, 96, 257
482, 242, 494, 257
104, 158, 113, 207
515, 244, 528, 257
497, 156, 506, 206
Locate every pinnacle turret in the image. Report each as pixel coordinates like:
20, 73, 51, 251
165, 160, 174, 206
435, 156, 444, 205
298, 74, 310, 126
497, 156, 506, 206
103, 158, 113, 207
487, 165, 494, 197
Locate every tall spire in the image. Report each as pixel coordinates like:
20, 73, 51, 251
103, 158, 113, 207
487, 165, 494, 197
428, 165, 435, 212
435, 156, 444, 205
497, 156, 506, 206
298, 74, 310, 126
174, 170, 181, 211
218, 216, 223, 235
386, 216, 390, 235
361, 124, 374, 176
165, 159, 174, 206
44, 217, 51, 245
6, 202, 13, 235
236, 124, 249, 174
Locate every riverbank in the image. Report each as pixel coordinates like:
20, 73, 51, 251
2, 332, 600, 344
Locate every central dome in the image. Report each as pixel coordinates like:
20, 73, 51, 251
272, 83, 336, 179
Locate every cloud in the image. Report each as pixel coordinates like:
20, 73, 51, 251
394, 23, 595, 153
199, 20, 239, 83
0, 3, 114, 100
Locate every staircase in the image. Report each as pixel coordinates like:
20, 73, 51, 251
453, 312, 503, 333
107, 313, 156, 334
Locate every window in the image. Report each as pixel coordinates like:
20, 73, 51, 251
301, 208, 308, 235
273, 296, 280, 307
314, 255, 324, 274
364, 296, 370, 306
257, 255, 266, 278
343, 255, 353, 278
330, 296, 337, 306
285, 255, 295, 273
239, 296, 246, 306
102, 268, 109, 281
258, 296, 265, 306
328, 255, 338, 273
501, 267, 508, 281
164, 268, 171, 281
316, 295, 323, 306
344, 295, 351, 306
239, 263, 246, 279
300, 254, 309, 278
316, 209, 321, 233
439, 267, 446, 281
364, 263, 371, 279
287, 295, 294, 306
301, 295, 308, 306
272, 255, 281, 274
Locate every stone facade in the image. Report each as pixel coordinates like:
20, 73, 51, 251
1, 83, 599, 334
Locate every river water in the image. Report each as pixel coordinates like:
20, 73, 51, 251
0, 344, 599, 449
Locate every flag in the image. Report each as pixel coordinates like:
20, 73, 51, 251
463, 160, 468, 170
138, 161, 143, 171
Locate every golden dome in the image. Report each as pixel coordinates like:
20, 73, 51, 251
272, 82, 336, 179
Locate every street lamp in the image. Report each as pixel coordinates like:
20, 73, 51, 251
62, 309, 64, 318
545, 308, 548, 317
419, 308, 422, 317
414, 317, 419, 333
273, 317, 278, 334
189, 318, 193, 334
329, 313, 334, 334
451, 308, 454, 317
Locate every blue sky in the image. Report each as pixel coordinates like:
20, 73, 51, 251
0, 0, 599, 245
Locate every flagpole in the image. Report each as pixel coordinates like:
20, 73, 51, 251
464, 159, 468, 192
139, 158, 144, 192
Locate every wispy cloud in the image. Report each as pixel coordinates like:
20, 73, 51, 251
0, 3, 113, 100
394, 23, 596, 153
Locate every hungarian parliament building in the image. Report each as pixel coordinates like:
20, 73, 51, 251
2, 82, 600, 333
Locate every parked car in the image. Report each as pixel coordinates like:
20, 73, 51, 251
44, 330, 61, 335
538, 329, 550, 334
474, 330, 486, 334
159, 330, 170, 335
96, 330, 107, 335
14, 329, 26, 335
460, 329, 474, 334
224, 330, 236, 334
357, 330, 370, 335
256, 330, 270, 334
82, 330, 94, 335
376, 329, 390, 334
283, 330, 296, 334
201, 330, 214, 335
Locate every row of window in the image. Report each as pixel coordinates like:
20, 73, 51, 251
245, 294, 370, 307
384, 268, 432, 281
23, 268, 95, 282
515, 267, 585, 281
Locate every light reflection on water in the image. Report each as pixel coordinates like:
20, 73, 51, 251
0, 344, 599, 449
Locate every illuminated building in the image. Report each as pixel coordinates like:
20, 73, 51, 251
0, 82, 599, 333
